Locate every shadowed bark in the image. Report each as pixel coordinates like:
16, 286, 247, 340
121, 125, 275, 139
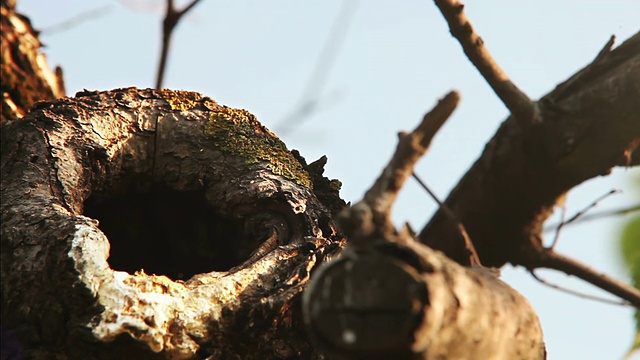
420, 32, 640, 269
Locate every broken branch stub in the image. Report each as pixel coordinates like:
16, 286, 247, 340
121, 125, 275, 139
303, 239, 545, 359
303, 91, 544, 359
0, 87, 345, 359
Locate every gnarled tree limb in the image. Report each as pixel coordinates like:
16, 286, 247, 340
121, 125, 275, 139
303, 92, 544, 359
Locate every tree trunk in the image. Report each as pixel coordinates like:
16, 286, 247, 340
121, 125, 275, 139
1, 87, 346, 359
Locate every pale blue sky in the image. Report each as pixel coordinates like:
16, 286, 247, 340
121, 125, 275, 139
18, 1, 640, 359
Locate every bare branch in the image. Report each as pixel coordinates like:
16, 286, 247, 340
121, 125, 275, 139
40, 5, 113, 35
340, 91, 460, 243
543, 204, 640, 232
276, 1, 359, 135
549, 189, 619, 249
155, 0, 203, 89
530, 270, 631, 307
419, 32, 640, 267
535, 249, 640, 308
179, 0, 201, 16
433, 0, 535, 121
412, 172, 481, 266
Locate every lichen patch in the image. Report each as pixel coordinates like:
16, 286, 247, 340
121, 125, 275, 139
204, 108, 312, 188
160, 89, 217, 112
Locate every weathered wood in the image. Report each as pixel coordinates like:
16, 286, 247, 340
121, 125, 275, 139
0, 87, 345, 359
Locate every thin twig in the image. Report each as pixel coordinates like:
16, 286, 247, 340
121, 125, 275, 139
536, 249, 640, 308
549, 204, 567, 250
276, 1, 359, 135
549, 189, 619, 249
412, 172, 481, 266
529, 270, 631, 307
341, 91, 460, 244
543, 204, 640, 233
41, 5, 113, 35
433, 0, 535, 121
155, 0, 203, 89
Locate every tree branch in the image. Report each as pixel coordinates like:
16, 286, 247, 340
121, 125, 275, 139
40, 4, 113, 35
535, 250, 640, 308
412, 172, 481, 266
276, 1, 359, 135
339, 91, 459, 244
304, 91, 544, 357
549, 190, 619, 249
419, 31, 640, 267
433, 0, 535, 121
543, 204, 640, 232
155, 0, 203, 89
530, 270, 630, 307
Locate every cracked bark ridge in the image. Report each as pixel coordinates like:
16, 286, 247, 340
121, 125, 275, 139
1, 87, 345, 359
1, 0, 65, 125
420, 32, 640, 267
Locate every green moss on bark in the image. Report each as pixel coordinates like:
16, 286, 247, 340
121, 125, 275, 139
205, 108, 312, 188
160, 89, 218, 112
159, 89, 312, 189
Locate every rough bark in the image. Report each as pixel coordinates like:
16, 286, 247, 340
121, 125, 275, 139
0, 87, 345, 359
0, 0, 65, 125
304, 240, 545, 360
1, 2, 635, 359
420, 32, 640, 267
1, 86, 544, 360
